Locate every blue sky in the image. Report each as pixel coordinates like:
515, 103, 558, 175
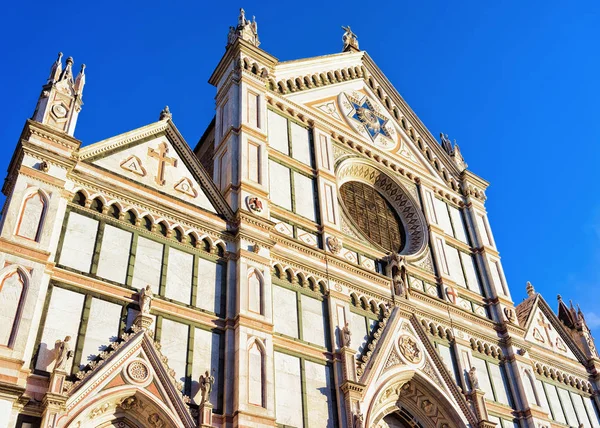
2, 1, 600, 325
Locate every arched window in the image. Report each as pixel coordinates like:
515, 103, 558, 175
16, 190, 47, 241
0, 269, 26, 347
248, 339, 266, 407
248, 269, 263, 314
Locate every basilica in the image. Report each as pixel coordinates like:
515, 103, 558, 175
0, 9, 598, 428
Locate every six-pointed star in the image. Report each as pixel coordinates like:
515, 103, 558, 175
350, 98, 391, 140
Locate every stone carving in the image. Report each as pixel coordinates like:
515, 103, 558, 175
388, 252, 407, 297
439, 132, 467, 171
126, 360, 150, 383
138, 285, 153, 314
353, 411, 364, 428
227, 8, 260, 48
246, 196, 263, 213
341, 322, 352, 347
38, 161, 49, 172
398, 335, 422, 364
199, 370, 215, 404
253, 243, 262, 253
159, 105, 172, 121
119, 396, 138, 411
468, 366, 479, 391
148, 142, 177, 186
445, 286, 458, 304
342, 26, 359, 51
504, 307, 515, 323
326, 236, 342, 254
147, 413, 165, 428
54, 336, 73, 371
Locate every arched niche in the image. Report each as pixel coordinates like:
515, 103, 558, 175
247, 338, 266, 408
247, 268, 264, 315
0, 267, 28, 347
16, 189, 48, 241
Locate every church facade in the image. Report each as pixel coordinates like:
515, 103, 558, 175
0, 9, 599, 428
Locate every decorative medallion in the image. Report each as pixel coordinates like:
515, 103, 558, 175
246, 196, 263, 213
120, 155, 147, 177
326, 236, 342, 254
338, 92, 396, 150
445, 286, 458, 305
397, 334, 423, 364
52, 103, 68, 118
124, 359, 151, 385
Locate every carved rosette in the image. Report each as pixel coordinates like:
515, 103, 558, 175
396, 334, 424, 366
123, 359, 152, 386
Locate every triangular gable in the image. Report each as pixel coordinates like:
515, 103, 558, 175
60, 328, 196, 428
522, 295, 586, 363
271, 51, 461, 185
78, 119, 233, 220
357, 308, 477, 427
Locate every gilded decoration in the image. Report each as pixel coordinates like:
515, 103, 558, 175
339, 91, 396, 151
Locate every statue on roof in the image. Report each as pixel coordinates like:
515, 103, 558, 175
440, 132, 468, 171
226, 8, 260, 48
342, 26, 359, 52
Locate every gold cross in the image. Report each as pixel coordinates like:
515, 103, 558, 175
537, 312, 553, 346
148, 142, 177, 186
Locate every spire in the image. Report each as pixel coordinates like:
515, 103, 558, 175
440, 133, 468, 171
159, 105, 172, 121
74, 64, 86, 95
342, 26, 360, 52
526, 281, 535, 297
48, 52, 63, 83
31, 52, 85, 136
226, 8, 260, 48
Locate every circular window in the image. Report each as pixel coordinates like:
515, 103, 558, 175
340, 181, 405, 252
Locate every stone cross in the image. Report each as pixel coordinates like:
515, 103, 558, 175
148, 142, 177, 186
537, 312, 553, 346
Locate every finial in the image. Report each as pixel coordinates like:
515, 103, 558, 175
66, 56, 73, 66
526, 281, 535, 297
74, 64, 86, 95
227, 8, 260, 48
342, 26, 359, 52
48, 52, 64, 83
59, 56, 74, 81
159, 106, 172, 121
557, 294, 562, 301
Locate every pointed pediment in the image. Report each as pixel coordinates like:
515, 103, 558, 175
78, 120, 233, 220
356, 308, 477, 427
62, 328, 196, 428
521, 295, 585, 363
271, 52, 460, 185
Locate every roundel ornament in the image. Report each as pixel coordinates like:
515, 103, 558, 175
338, 91, 396, 150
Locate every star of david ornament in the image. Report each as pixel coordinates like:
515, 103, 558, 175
338, 92, 395, 150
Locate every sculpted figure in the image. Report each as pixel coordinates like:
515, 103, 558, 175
139, 285, 153, 314
342, 26, 359, 50
353, 411, 364, 428
199, 370, 215, 404
468, 366, 479, 391
55, 336, 73, 371
341, 322, 352, 347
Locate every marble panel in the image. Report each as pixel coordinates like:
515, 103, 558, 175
132, 237, 164, 294
460, 252, 482, 294
195, 258, 222, 314
59, 212, 98, 272
476, 214, 491, 246
274, 352, 303, 427
534, 378, 551, 417
293, 172, 317, 221
96, 225, 132, 284
544, 383, 566, 424
449, 205, 468, 243
488, 363, 510, 405
248, 341, 264, 406
192, 328, 221, 406
584, 396, 600, 428
248, 269, 262, 314
305, 361, 335, 427
273, 286, 298, 338
489, 258, 507, 296
290, 122, 311, 166
160, 319, 189, 387
165, 248, 193, 305
267, 110, 289, 155
444, 244, 466, 287
349, 312, 368, 356
471, 357, 493, 399
80, 298, 121, 368
269, 160, 292, 211
36, 287, 84, 372
436, 343, 456, 382
301, 295, 326, 348
571, 393, 590, 427
433, 198, 453, 236
558, 387, 578, 427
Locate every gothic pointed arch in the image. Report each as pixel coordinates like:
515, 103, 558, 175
247, 267, 264, 315
0, 265, 29, 347
16, 187, 49, 241
247, 337, 266, 408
